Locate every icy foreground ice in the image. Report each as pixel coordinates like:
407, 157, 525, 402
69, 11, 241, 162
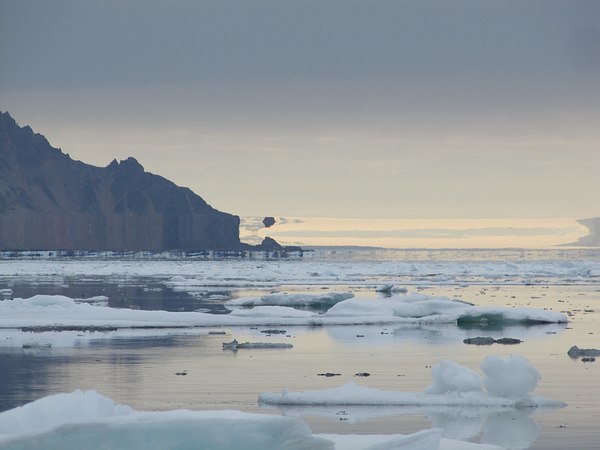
0, 391, 504, 450
0, 293, 566, 332
260, 355, 565, 409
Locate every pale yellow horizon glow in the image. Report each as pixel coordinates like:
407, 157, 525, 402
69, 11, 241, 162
242, 217, 589, 249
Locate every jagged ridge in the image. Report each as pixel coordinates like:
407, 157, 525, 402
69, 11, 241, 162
0, 111, 241, 251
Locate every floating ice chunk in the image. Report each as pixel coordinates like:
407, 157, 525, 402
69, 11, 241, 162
393, 300, 468, 318
0, 391, 332, 450
480, 354, 540, 399
425, 360, 484, 395
0, 293, 567, 331
18, 295, 79, 308
324, 298, 398, 317
228, 292, 353, 309
0, 390, 134, 438
260, 355, 564, 408
0, 288, 13, 296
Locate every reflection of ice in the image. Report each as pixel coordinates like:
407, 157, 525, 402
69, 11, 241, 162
483, 410, 539, 450
267, 402, 544, 447
323, 321, 566, 347
427, 410, 484, 440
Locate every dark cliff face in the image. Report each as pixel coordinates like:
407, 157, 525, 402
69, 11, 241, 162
0, 111, 241, 250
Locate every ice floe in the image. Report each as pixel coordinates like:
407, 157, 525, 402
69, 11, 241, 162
0, 293, 567, 334
259, 355, 565, 409
0, 390, 504, 450
227, 292, 353, 309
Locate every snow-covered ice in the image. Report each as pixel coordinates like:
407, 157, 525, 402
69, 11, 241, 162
0, 390, 505, 450
227, 292, 353, 309
0, 293, 567, 339
259, 355, 565, 409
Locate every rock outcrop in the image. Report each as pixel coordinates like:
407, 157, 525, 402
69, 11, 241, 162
0, 111, 242, 251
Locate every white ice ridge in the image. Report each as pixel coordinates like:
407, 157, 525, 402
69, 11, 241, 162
259, 355, 566, 409
0, 391, 503, 450
227, 292, 354, 308
0, 293, 567, 330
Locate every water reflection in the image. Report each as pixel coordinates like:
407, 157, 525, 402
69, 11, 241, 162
269, 404, 547, 449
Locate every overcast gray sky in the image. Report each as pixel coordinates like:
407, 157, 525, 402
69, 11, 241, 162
1, 0, 599, 219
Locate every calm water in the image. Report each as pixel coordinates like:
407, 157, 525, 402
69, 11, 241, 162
1, 270, 599, 449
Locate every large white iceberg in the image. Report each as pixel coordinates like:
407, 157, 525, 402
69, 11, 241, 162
259, 355, 565, 409
0, 391, 504, 450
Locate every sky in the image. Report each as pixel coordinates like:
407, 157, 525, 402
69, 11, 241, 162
1, 0, 599, 222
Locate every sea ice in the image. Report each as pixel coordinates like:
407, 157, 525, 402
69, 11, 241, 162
0, 391, 504, 450
480, 355, 540, 400
259, 355, 565, 409
227, 292, 353, 309
0, 292, 567, 333
425, 360, 484, 395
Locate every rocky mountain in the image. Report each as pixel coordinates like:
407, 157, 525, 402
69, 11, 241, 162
0, 111, 243, 251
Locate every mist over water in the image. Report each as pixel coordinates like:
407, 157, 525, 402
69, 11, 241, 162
241, 217, 589, 249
